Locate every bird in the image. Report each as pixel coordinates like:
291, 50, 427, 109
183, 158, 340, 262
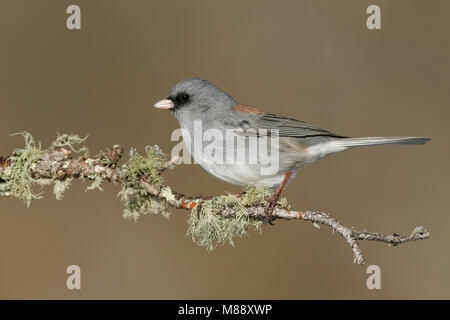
154, 77, 430, 223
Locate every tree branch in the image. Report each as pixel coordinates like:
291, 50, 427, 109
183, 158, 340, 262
0, 133, 430, 265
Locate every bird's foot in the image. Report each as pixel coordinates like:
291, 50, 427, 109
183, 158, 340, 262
264, 194, 280, 225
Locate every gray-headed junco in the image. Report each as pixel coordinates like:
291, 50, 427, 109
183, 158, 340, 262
154, 78, 430, 222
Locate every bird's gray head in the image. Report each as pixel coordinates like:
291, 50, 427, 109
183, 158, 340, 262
153, 78, 236, 122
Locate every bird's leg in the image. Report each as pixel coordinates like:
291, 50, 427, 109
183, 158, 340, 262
264, 171, 292, 225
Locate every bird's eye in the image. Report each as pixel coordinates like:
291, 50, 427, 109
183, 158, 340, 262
179, 93, 190, 103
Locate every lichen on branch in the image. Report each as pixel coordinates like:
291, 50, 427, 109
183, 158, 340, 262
0, 132, 430, 265
187, 185, 275, 251
0, 132, 44, 206
0, 132, 90, 205
119, 145, 171, 221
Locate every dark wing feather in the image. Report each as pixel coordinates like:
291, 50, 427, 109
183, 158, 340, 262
255, 113, 344, 138
228, 111, 345, 139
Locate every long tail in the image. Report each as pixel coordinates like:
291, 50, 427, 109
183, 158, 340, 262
308, 136, 431, 158
332, 136, 431, 148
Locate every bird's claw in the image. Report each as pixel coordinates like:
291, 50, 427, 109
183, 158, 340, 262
264, 195, 279, 225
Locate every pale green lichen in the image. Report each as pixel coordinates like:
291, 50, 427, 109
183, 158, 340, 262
0, 132, 44, 206
54, 178, 73, 200
160, 186, 175, 202
187, 185, 277, 251
0, 132, 92, 205
119, 145, 170, 221
85, 174, 104, 192
52, 132, 89, 154
277, 197, 289, 208
52, 133, 89, 196
97, 145, 122, 168
410, 225, 427, 237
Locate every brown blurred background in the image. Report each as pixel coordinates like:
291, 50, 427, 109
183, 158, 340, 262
0, 0, 449, 299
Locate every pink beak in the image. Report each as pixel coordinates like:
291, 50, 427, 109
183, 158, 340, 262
154, 99, 174, 110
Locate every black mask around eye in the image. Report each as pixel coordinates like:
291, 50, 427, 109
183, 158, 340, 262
179, 93, 190, 103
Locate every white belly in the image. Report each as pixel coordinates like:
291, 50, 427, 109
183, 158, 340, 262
199, 162, 290, 187
180, 126, 295, 188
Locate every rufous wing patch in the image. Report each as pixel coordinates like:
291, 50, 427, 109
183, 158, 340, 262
231, 104, 266, 114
